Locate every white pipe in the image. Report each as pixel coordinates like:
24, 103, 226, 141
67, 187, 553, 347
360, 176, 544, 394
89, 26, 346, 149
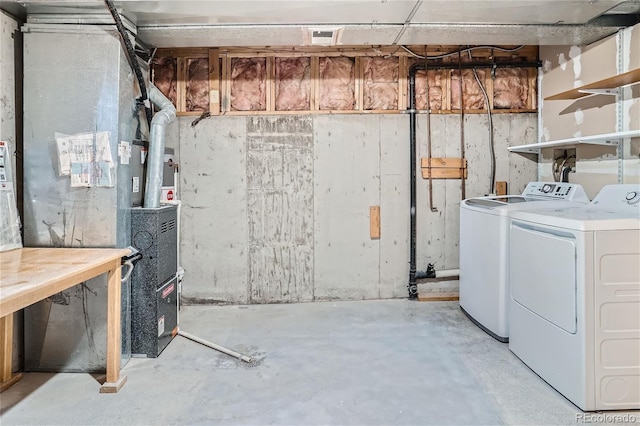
164, 159, 252, 365
434, 269, 460, 278
178, 330, 253, 363
144, 83, 177, 208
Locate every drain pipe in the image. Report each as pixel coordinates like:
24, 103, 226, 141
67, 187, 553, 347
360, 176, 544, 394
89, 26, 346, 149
408, 64, 446, 297
144, 83, 177, 208
407, 59, 540, 298
408, 65, 419, 299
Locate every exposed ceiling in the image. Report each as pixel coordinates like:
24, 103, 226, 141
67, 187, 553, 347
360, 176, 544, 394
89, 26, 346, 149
2, 0, 640, 47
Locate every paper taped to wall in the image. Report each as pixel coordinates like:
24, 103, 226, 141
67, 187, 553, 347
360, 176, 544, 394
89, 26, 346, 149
55, 131, 114, 187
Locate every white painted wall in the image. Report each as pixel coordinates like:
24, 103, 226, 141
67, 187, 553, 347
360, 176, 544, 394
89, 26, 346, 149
167, 112, 537, 303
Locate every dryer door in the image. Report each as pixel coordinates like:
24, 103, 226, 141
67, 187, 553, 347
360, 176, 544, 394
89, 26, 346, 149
510, 222, 577, 334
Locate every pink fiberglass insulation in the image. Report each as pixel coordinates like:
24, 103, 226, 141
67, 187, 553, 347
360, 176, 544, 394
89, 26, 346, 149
275, 57, 311, 111
415, 69, 444, 111
153, 57, 177, 106
319, 57, 355, 110
186, 58, 209, 112
493, 68, 529, 109
363, 57, 398, 110
451, 69, 487, 110
231, 58, 266, 111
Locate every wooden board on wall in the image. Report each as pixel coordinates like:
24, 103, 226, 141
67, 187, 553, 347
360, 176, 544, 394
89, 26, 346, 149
370, 206, 380, 239
421, 158, 468, 179
209, 48, 220, 115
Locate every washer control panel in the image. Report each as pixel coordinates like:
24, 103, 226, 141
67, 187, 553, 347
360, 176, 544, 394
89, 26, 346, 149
522, 182, 590, 202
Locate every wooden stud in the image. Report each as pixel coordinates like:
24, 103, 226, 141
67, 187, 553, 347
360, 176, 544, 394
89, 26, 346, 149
266, 57, 275, 112
496, 181, 508, 196
444, 70, 452, 111
177, 57, 187, 113
310, 56, 319, 111
398, 55, 408, 111
528, 67, 537, 110
222, 54, 231, 113
486, 68, 495, 110
156, 47, 209, 58
370, 206, 380, 239
355, 57, 364, 111
209, 48, 220, 115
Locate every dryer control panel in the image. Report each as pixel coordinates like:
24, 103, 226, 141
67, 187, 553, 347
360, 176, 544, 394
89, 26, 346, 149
591, 184, 640, 209
522, 182, 590, 202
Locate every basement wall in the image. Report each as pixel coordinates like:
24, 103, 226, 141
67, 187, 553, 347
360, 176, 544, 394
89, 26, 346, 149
166, 113, 536, 303
539, 23, 640, 198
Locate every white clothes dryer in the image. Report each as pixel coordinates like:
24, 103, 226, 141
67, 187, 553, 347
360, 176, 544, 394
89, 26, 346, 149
508, 184, 640, 411
459, 182, 589, 342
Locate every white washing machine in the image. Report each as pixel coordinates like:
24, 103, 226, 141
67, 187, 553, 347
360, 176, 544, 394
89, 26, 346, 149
508, 184, 640, 411
459, 182, 589, 342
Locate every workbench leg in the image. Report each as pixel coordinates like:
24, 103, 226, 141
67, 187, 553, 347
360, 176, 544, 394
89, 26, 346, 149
100, 261, 127, 393
0, 314, 23, 392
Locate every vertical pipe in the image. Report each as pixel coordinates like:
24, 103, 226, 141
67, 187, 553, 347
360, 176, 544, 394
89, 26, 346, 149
144, 84, 177, 208
408, 66, 418, 300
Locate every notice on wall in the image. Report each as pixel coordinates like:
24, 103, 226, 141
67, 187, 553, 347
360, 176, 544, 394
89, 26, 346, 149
55, 131, 114, 187
0, 141, 23, 252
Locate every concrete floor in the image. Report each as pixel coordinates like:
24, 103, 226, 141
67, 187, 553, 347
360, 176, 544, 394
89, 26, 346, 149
1, 300, 637, 425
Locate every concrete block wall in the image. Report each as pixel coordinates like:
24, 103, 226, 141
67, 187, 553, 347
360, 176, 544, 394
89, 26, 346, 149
167, 113, 537, 304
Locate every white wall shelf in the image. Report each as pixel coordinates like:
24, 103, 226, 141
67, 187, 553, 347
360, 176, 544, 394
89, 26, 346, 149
508, 129, 640, 154
544, 68, 640, 100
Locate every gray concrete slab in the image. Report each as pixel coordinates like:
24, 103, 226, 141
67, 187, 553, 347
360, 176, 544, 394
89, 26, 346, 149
2, 300, 627, 425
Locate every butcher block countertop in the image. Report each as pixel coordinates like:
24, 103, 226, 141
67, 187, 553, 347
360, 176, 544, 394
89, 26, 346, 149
0, 247, 130, 317
0, 247, 131, 393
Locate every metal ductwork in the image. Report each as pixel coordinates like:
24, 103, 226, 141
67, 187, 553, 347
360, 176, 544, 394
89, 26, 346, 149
144, 83, 177, 208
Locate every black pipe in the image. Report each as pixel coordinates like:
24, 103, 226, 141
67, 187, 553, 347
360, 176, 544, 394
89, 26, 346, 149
406, 59, 541, 299
408, 67, 418, 299
103, 0, 153, 127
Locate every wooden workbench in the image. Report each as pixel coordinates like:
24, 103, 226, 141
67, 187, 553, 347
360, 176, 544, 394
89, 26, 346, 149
0, 247, 131, 393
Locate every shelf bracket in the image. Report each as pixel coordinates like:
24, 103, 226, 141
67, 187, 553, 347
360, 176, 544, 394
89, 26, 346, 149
578, 88, 620, 96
